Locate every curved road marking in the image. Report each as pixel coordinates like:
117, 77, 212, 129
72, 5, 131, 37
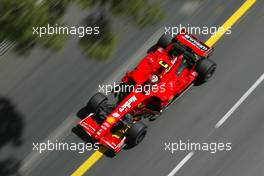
71, 0, 257, 175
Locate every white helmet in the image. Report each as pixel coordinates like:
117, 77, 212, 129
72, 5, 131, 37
150, 74, 159, 84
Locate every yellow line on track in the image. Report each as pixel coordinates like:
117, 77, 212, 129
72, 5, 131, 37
71, 147, 107, 176
205, 0, 256, 47
71, 1, 256, 175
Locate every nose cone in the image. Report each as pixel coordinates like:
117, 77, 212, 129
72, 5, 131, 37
94, 128, 104, 139
94, 117, 116, 139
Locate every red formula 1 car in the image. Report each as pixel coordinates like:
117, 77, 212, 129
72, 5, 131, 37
78, 31, 216, 153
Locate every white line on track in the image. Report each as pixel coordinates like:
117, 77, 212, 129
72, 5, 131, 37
167, 73, 264, 176
215, 73, 264, 128
167, 151, 194, 176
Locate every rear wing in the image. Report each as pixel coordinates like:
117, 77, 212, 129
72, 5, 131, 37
175, 31, 213, 58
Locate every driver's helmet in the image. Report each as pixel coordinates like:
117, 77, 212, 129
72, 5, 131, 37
149, 74, 159, 84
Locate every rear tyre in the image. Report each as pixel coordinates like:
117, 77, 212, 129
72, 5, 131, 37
86, 93, 107, 114
126, 122, 147, 147
195, 58, 216, 84
157, 34, 173, 49
147, 44, 158, 53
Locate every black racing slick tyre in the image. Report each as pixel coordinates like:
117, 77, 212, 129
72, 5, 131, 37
147, 44, 158, 53
157, 34, 173, 49
195, 58, 216, 84
86, 93, 107, 114
126, 122, 147, 147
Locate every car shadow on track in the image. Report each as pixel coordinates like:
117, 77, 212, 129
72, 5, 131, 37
0, 97, 24, 176
75, 107, 89, 120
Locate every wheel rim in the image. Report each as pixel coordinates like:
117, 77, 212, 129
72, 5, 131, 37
136, 130, 147, 144
205, 66, 216, 81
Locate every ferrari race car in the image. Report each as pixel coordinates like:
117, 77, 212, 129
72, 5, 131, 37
78, 31, 216, 153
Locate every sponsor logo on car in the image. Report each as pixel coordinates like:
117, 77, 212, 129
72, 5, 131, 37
183, 34, 208, 51
119, 95, 137, 112
112, 112, 120, 118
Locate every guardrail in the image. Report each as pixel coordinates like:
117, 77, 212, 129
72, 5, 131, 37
0, 40, 15, 56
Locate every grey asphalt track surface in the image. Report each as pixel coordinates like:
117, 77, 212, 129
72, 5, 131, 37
0, 0, 263, 176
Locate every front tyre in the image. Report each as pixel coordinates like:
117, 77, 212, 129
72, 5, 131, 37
86, 93, 107, 114
126, 122, 147, 147
195, 58, 216, 84
147, 44, 158, 53
157, 34, 173, 49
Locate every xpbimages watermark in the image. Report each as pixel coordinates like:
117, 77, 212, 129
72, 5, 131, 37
32, 140, 99, 154
32, 24, 100, 38
98, 81, 166, 95
164, 140, 232, 154
164, 24, 232, 37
